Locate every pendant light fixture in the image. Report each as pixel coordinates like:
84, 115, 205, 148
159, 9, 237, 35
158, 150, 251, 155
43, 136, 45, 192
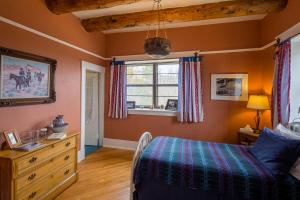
144, 0, 171, 58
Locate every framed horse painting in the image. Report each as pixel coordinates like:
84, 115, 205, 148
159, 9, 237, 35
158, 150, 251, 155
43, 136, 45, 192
0, 47, 56, 107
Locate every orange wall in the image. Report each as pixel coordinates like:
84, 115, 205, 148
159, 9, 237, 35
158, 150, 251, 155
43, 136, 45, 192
106, 20, 261, 56
260, 47, 275, 128
260, 0, 300, 45
105, 21, 264, 144
0, 0, 105, 57
0, 0, 105, 139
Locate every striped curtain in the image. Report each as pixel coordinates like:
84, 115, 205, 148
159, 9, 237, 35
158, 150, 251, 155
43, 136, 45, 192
108, 61, 127, 119
272, 39, 291, 127
178, 56, 204, 123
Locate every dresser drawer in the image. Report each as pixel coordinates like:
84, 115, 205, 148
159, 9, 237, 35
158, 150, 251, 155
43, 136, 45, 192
49, 162, 75, 189
14, 137, 76, 176
16, 162, 75, 200
15, 149, 76, 191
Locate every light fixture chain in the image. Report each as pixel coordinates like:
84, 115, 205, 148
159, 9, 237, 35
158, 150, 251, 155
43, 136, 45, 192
146, 0, 157, 39
144, 0, 171, 58
156, 1, 159, 37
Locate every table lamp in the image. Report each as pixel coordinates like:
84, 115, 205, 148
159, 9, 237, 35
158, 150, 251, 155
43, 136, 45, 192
247, 95, 270, 132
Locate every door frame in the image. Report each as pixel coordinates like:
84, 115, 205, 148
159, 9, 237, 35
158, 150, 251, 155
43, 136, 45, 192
79, 61, 105, 162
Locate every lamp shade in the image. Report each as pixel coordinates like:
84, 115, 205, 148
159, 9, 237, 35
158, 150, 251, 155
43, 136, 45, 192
247, 95, 270, 110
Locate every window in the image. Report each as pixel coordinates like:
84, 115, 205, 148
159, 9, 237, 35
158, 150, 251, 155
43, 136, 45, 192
290, 35, 300, 121
126, 61, 179, 109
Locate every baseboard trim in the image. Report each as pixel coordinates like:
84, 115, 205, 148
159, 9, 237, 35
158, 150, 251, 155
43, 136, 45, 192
103, 138, 137, 151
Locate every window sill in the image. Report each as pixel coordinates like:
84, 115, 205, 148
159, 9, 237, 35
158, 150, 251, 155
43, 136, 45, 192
128, 109, 177, 116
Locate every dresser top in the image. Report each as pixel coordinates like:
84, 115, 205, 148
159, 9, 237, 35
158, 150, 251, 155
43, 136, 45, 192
0, 132, 79, 159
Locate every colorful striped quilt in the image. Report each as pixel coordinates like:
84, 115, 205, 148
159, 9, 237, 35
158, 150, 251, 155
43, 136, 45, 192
134, 136, 300, 200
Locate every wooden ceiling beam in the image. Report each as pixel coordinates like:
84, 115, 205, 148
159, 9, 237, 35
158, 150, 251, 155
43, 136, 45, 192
45, 0, 147, 15
81, 0, 287, 32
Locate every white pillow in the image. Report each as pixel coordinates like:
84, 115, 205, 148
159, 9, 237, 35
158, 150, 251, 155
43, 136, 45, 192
275, 124, 300, 180
275, 124, 300, 139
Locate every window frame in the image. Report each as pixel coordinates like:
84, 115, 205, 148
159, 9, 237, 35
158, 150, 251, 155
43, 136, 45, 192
290, 35, 300, 121
126, 61, 179, 109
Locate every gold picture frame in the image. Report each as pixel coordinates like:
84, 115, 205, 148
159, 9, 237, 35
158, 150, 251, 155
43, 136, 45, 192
3, 129, 22, 149
0, 47, 56, 107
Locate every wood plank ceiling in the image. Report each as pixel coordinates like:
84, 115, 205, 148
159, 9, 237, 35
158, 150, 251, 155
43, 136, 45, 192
45, 0, 288, 33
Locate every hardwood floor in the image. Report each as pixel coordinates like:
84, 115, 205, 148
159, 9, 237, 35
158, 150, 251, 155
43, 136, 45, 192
56, 148, 133, 200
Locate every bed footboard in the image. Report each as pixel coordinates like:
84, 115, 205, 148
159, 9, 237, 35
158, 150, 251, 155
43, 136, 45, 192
130, 132, 153, 200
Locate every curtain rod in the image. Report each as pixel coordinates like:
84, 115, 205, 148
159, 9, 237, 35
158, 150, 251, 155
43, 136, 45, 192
276, 22, 300, 44
276, 32, 300, 45
293, 32, 300, 40
194, 51, 203, 58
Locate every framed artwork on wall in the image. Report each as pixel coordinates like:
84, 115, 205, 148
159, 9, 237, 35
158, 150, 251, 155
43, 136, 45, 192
211, 73, 248, 101
0, 47, 56, 107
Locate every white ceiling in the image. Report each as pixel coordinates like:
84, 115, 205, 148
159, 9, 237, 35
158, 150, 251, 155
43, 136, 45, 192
73, 0, 231, 19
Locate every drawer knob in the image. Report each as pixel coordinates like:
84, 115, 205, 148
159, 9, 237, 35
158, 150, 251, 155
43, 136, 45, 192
64, 155, 70, 161
29, 157, 37, 164
64, 169, 70, 175
28, 191, 37, 199
28, 173, 36, 181
65, 142, 71, 147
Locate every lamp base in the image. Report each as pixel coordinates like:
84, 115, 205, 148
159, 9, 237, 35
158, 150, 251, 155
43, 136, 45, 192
254, 109, 261, 133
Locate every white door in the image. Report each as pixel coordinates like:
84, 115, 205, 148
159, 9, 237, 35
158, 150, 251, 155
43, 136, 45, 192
85, 71, 100, 146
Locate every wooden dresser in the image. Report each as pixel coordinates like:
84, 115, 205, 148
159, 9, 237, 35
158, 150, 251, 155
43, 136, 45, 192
0, 132, 79, 200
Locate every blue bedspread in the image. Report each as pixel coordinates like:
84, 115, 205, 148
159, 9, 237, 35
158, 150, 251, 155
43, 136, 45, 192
134, 136, 300, 200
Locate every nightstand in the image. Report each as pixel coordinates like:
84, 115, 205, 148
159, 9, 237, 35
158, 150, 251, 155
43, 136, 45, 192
238, 131, 260, 146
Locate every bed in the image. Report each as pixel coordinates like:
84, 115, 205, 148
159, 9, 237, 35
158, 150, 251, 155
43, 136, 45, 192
130, 133, 300, 200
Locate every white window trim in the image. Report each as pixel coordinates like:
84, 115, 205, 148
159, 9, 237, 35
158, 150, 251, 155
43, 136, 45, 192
128, 108, 177, 116
290, 35, 300, 122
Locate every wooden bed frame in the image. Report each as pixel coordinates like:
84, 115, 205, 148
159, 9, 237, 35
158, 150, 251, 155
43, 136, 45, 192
130, 132, 153, 200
